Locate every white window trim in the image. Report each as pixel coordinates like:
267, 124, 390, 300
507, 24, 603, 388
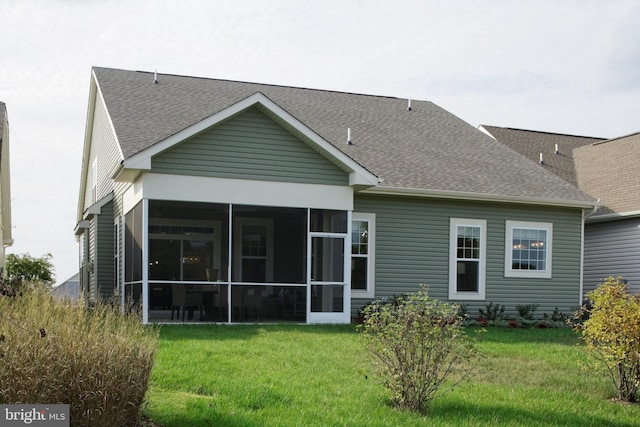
351, 212, 376, 299
505, 220, 553, 279
449, 218, 486, 301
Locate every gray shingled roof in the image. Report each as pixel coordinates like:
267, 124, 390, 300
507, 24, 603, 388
93, 67, 595, 205
480, 125, 605, 187
574, 132, 640, 216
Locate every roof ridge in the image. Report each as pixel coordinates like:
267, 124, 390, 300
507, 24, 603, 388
94, 66, 417, 103
591, 131, 640, 145
481, 124, 605, 141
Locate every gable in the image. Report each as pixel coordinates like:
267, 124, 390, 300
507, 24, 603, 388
150, 107, 349, 186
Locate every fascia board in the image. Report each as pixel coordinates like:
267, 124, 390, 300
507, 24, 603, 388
76, 73, 97, 224
361, 186, 597, 209
121, 92, 379, 187
0, 116, 11, 244
586, 210, 640, 223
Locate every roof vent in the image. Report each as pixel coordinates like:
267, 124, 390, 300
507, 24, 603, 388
153, 69, 159, 84
347, 128, 352, 145
554, 143, 559, 154
539, 152, 544, 165
407, 97, 412, 111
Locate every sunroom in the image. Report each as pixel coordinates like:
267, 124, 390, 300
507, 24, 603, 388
123, 199, 360, 324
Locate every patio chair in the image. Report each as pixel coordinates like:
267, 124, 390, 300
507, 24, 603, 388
171, 284, 204, 321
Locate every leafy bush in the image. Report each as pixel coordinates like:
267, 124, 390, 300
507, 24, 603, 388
516, 303, 539, 321
0, 285, 159, 426
478, 302, 505, 326
575, 276, 640, 403
358, 287, 481, 414
6, 252, 55, 290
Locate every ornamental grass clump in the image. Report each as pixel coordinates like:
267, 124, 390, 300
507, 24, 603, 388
0, 283, 159, 426
358, 287, 481, 414
575, 276, 640, 403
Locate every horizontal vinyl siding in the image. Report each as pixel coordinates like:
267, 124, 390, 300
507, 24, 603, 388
88, 218, 96, 303
84, 92, 121, 211
96, 200, 115, 300
354, 195, 584, 319
584, 218, 640, 294
151, 107, 348, 186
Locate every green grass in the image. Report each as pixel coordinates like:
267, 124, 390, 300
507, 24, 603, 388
145, 326, 640, 426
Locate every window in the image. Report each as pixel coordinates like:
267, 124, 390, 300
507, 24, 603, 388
149, 220, 218, 282
449, 218, 486, 300
505, 221, 552, 278
351, 213, 375, 298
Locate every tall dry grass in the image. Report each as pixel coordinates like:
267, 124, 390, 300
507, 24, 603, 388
0, 287, 158, 427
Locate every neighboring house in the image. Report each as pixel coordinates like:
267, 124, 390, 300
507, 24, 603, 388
0, 101, 13, 276
51, 272, 80, 301
76, 67, 595, 324
481, 126, 640, 294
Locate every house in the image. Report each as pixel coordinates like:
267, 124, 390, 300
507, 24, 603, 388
51, 272, 80, 301
76, 67, 596, 324
481, 126, 640, 294
0, 101, 13, 276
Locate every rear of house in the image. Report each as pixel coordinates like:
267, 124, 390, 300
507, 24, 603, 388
75, 68, 595, 324
482, 126, 640, 294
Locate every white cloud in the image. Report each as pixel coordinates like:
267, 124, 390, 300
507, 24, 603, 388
1, 0, 639, 284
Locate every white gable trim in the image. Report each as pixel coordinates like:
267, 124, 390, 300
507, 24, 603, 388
119, 92, 378, 187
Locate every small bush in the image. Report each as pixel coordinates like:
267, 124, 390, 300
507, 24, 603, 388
575, 276, 640, 403
478, 302, 505, 326
358, 286, 481, 414
516, 303, 539, 321
0, 285, 159, 426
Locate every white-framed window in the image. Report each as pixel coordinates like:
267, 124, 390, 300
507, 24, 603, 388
351, 212, 375, 298
449, 218, 486, 300
505, 220, 552, 278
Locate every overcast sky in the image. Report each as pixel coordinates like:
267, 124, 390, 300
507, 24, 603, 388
1, 0, 639, 285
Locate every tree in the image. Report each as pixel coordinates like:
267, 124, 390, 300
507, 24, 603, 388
576, 276, 640, 403
6, 253, 55, 289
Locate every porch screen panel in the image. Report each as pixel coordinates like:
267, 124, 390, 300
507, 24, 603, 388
124, 202, 143, 283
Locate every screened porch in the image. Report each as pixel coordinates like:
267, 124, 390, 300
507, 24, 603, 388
123, 200, 350, 323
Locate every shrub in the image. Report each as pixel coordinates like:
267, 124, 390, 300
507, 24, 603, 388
0, 285, 159, 426
358, 287, 481, 414
575, 276, 640, 403
516, 303, 539, 321
478, 302, 505, 326
6, 252, 55, 290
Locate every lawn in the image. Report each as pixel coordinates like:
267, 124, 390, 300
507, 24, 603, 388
145, 325, 640, 426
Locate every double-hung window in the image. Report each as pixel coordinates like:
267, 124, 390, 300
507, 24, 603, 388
351, 213, 375, 298
449, 218, 486, 300
505, 221, 552, 278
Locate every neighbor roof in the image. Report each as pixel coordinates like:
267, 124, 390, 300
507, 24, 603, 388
574, 132, 640, 216
92, 67, 595, 207
480, 125, 605, 187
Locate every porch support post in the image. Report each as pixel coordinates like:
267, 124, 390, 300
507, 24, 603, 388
227, 203, 233, 323
344, 211, 352, 323
142, 199, 150, 324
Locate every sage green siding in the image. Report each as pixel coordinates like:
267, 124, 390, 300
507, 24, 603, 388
83, 92, 122, 211
151, 107, 348, 185
353, 195, 584, 319
95, 200, 115, 300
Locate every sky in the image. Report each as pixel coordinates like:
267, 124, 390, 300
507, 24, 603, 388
1, 0, 639, 286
